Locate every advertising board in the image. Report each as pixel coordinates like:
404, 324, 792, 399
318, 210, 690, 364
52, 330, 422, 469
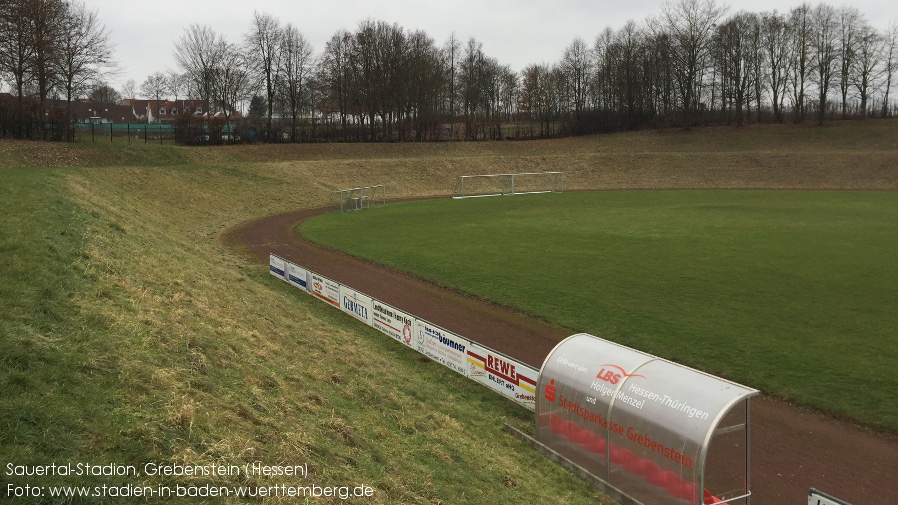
308, 271, 341, 308
339, 286, 373, 326
467, 343, 538, 411
371, 300, 416, 348
269, 254, 286, 280
413, 320, 469, 377
285, 262, 310, 292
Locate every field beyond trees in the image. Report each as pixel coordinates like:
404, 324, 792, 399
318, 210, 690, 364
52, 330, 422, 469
1, 120, 897, 503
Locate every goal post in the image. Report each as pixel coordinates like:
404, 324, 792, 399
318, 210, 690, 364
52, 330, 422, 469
453, 171, 563, 199
332, 184, 387, 212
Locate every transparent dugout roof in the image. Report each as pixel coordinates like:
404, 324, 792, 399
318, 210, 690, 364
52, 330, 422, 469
537, 333, 759, 505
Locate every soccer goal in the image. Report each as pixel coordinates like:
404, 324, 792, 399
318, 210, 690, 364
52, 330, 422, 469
332, 184, 387, 212
452, 172, 563, 199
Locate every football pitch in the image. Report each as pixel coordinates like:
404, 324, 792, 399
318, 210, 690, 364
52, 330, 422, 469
300, 190, 898, 432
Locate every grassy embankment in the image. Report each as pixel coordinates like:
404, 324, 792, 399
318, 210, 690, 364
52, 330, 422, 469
1, 139, 617, 504
1, 120, 896, 503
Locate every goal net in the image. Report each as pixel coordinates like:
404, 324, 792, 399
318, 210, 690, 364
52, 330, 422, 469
452, 172, 564, 199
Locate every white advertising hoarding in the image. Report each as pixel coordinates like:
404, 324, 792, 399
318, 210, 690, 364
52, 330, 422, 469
285, 262, 310, 292
340, 286, 373, 326
467, 343, 538, 411
414, 320, 469, 377
270, 253, 554, 416
308, 271, 341, 308
371, 300, 416, 348
269, 254, 286, 280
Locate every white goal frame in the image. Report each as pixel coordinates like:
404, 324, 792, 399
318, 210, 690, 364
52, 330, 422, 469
333, 184, 387, 212
452, 171, 564, 199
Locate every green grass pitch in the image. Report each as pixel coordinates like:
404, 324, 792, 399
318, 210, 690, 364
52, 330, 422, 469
300, 190, 898, 432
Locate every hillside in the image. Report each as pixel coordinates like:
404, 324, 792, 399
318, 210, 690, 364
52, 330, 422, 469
1, 120, 896, 504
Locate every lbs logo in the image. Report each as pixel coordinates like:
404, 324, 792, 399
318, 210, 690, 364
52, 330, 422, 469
596, 364, 644, 385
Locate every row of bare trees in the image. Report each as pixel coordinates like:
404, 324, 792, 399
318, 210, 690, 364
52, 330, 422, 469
563, 1, 898, 133
4, 0, 897, 142
170, 1, 898, 143
0, 0, 113, 139
173, 15, 516, 142
705, 4, 898, 126
170, 14, 315, 142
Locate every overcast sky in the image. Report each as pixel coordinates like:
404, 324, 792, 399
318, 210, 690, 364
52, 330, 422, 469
89, 0, 898, 92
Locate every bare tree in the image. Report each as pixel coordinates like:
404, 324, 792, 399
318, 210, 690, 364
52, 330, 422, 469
442, 33, 461, 125
245, 11, 282, 140
0, 0, 38, 136
520, 63, 555, 136
459, 37, 488, 138
55, 0, 114, 129
0, 0, 36, 103
561, 36, 593, 133
174, 24, 222, 107
761, 11, 792, 122
278, 23, 314, 141
788, 4, 813, 122
121, 78, 136, 101
496, 64, 518, 130
851, 22, 884, 118
882, 22, 898, 116
210, 39, 252, 128
89, 81, 120, 105
0, 0, 68, 137
810, 3, 839, 124
405, 29, 444, 140
368, 20, 405, 140
141, 71, 168, 100
748, 16, 766, 122
166, 71, 186, 102
714, 12, 759, 126
457, 37, 507, 140
174, 25, 251, 140
657, 0, 726, 125
31, 0, 66, 113
518, 64, 540, 136
837, 6, 862, 118
617, 21, 653, 128
318, 30, 353, 139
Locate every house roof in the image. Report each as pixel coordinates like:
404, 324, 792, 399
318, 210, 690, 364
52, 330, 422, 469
68, 101, 134, 122
124, 99, 209, 112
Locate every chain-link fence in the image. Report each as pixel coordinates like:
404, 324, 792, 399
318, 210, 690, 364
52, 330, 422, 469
72, 123, 176, 144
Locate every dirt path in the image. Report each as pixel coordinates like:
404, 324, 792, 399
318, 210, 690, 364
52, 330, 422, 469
226, 206, 898, 505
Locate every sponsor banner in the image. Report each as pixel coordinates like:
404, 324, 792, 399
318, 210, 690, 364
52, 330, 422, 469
467, 343, 538, 411
414, 320, 469, 377
371, 300, 415, 348
340, 286, 373, 326
269, 254, 286, 280
308, 271, 340, 308
285, 262, 310, 292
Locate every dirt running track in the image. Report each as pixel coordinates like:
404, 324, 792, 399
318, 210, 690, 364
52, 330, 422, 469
228, 206, 898, 505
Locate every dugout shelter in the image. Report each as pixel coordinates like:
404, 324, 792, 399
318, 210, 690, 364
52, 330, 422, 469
537, 333, 758, 505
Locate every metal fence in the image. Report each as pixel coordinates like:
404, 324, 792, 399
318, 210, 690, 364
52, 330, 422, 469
73, 123, 176, 144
